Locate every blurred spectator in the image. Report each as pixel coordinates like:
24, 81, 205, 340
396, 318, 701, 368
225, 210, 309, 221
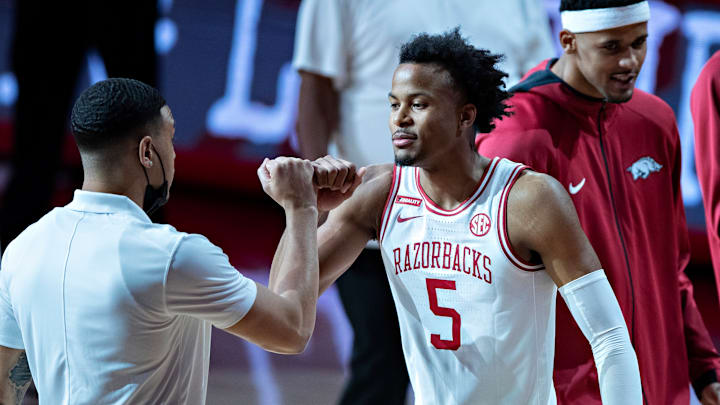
0, 0, 158, 250
692, 51, 720, 310
292, 1, 554, 403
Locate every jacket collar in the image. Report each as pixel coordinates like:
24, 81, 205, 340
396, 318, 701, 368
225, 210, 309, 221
513, 59, 620, 120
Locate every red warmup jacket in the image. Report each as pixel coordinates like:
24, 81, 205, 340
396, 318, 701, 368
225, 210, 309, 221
477, 59, 720, 404
692, 51, 720, 311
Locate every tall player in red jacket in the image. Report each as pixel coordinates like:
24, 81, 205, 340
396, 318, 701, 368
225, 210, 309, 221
477, 1, 720, 404
692, 51, 720, 317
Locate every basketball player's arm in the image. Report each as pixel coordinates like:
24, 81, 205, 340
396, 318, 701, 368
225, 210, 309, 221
227, 157, 364, 354
0, 347, 31, 405
225, 158, 322, 354
317, 164, 394, 295
507, 171, 642, 405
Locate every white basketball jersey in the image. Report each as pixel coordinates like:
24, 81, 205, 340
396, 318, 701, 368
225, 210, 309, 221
379, 158, 558, 405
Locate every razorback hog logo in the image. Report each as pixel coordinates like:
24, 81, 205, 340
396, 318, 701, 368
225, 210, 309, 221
626, 157, 662, 180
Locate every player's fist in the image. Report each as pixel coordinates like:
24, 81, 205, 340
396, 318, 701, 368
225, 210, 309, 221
701, 382, 720, 405
311, 155, 366, 211
257, 157, 316, 209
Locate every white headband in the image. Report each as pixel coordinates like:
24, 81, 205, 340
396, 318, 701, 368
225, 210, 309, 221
561, 1, 650, 33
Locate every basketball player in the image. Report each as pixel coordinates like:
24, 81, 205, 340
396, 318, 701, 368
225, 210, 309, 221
477, 1, 720, 403
0, 78, 363, 404
311, 29, 641, 404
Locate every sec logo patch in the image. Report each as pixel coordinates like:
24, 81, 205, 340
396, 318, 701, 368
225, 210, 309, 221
470, 213, 491, 237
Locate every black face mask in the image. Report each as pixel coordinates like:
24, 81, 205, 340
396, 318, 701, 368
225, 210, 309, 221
142, 145, 169, 216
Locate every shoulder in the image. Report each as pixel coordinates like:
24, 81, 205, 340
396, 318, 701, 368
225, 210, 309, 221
699, 51, 720, 81
478, 117, 555, 172
491, 85, 567, 137
506, 169, 580, 247
172, 233, 218, 259
128, 222, 187, 256
351, 163, 395, 211
170, 233, 235, 278
483, 80, 560, 140
509, 170, 569, 210
1, 209, 63, 270
330, 163, 395, 233
624, 89, 677, 132
692, 52, 720, 102
361, 164, 394, 192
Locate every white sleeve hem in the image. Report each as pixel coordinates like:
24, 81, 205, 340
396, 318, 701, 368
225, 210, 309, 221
212, 280, 258, 330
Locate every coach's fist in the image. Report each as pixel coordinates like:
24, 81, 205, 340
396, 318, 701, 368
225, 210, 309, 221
257, 157, 316, 209
312, 155, 366, 212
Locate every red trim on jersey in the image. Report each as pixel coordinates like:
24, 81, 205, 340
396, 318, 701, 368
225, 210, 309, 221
379, 165, 402, 243
498, 165, 545, 271
415, 157, 500, 217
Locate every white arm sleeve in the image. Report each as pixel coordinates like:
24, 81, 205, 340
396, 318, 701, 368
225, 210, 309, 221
559, 270, 642, 405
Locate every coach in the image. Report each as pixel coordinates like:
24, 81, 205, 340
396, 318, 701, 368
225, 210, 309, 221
0, 78, 361, 404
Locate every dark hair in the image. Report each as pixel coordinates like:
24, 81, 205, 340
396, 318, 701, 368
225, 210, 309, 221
560, 0, 644, 11
71, 78, 166, 151
399, 28, 510, 134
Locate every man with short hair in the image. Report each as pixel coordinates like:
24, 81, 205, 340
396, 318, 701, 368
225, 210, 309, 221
0, 78, 362, 404
477, 1, 720, 403
314, 29, 641, 405
292, 3, 554, 402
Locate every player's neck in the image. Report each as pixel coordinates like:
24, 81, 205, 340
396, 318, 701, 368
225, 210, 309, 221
551, 56, 604, 99
418, 152, 489, 210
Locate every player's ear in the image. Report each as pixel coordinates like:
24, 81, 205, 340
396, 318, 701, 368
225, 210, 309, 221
138, 135, 154, 169
458, 103, 476, 132
559, 29, 577, 54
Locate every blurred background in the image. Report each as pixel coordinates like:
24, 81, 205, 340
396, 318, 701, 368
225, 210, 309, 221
0, 0, 718, 403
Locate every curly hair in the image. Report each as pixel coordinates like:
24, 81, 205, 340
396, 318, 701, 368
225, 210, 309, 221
71, 78, 166, 151
560, 0, 644, 11
399, 28, 511, 134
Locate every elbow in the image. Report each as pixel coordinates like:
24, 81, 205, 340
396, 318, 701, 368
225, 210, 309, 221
282, 330, 312, 354
261, 329, 312, 355
262, 310, 315, 355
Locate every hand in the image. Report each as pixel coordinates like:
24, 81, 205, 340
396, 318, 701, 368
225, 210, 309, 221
312, 155, 366, 211
701, 382, 720, 405
257, 157, 316, 209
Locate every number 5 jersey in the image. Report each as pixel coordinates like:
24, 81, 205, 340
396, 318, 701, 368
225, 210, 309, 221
379, 157, 557, 405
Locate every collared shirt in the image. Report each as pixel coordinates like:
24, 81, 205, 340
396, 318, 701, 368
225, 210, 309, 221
0, 190, 257, 404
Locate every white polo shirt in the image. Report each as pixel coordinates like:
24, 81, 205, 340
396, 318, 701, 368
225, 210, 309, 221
0, 190, 257, 404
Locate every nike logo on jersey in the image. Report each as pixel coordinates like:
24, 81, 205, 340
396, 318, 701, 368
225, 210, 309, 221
397, 215, 423, 223
568, 178, 586, 195
627, 157, 663, 180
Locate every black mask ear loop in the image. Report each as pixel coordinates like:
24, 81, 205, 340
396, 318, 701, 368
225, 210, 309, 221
141, 144, 169, 215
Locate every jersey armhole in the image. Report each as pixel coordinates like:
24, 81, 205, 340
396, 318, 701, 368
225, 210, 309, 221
378, 165, 402, 244
497, 166, 546, 272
